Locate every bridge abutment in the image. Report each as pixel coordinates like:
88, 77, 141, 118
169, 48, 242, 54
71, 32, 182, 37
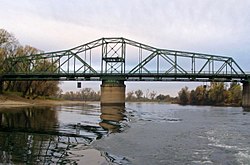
100, 80, 126, 106
242, 82, 250, 109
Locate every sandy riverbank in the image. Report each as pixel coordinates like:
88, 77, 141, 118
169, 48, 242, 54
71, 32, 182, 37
0, 93, 96, 108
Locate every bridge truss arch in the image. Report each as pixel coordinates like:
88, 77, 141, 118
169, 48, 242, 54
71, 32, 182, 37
2, 37, 249, 82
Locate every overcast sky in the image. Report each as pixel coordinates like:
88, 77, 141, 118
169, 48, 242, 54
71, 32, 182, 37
1, 0, 250, 96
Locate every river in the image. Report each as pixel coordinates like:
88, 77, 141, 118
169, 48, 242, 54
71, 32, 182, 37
0, 103, 250, 164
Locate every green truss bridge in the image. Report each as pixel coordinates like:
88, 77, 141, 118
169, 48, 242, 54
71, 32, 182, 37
1, 37, 250, 107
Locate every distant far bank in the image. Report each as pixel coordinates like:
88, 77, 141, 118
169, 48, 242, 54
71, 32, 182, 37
0, 91, 242, 109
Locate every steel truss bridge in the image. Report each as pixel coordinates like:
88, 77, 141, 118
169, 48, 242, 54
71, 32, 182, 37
1, 37, 249, 82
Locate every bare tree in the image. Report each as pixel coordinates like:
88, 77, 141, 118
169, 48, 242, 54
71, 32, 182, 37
126, 91, 135, 101
149, 91, 157, 100
135, 90, 143, 99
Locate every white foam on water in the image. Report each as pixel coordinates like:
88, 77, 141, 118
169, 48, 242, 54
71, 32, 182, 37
206, 129, 239, 150
236, 150, 250, 165
192, 160, 213, 164
206, 129, 250, 164
192, 148, 213, 164
208, 141, 239, 150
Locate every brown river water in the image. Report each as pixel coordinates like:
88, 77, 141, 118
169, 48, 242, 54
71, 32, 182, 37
0, 103, 250, 164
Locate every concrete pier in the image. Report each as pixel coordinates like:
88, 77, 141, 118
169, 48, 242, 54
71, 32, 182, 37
100, 80, 126, 106
242, 82, 250, 109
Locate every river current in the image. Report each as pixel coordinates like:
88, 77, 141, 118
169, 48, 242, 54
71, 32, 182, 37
0, 103, 250, 164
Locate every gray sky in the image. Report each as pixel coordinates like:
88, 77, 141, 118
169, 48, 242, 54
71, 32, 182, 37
1, 0, 250, 96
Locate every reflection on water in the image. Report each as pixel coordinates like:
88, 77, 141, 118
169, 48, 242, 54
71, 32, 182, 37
0, 107, 58, 132
243, 107, 250, 112
0, 104, 128, 164
100, 105, 127, 133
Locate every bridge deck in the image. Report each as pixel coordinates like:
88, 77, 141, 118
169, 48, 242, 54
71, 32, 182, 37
2, 73, 249, 82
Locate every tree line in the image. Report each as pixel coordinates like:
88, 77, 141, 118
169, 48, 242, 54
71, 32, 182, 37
60, 88, 100, 101
59, 83, 242, 106
178, 82, 242, 106
126, 89, 177, 102
60, 88, 177, 102
0, 28, 59, 98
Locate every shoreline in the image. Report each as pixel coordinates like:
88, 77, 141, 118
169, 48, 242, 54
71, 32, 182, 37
0, 100, 97, 108
0, 94, 99, 109
0, 93, 242, 109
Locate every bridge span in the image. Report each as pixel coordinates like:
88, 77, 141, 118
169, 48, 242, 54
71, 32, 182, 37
0, 37, 250, 107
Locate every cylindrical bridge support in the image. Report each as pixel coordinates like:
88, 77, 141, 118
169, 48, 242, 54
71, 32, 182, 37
100, 80, 126, 106
242, 82, 250, 109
